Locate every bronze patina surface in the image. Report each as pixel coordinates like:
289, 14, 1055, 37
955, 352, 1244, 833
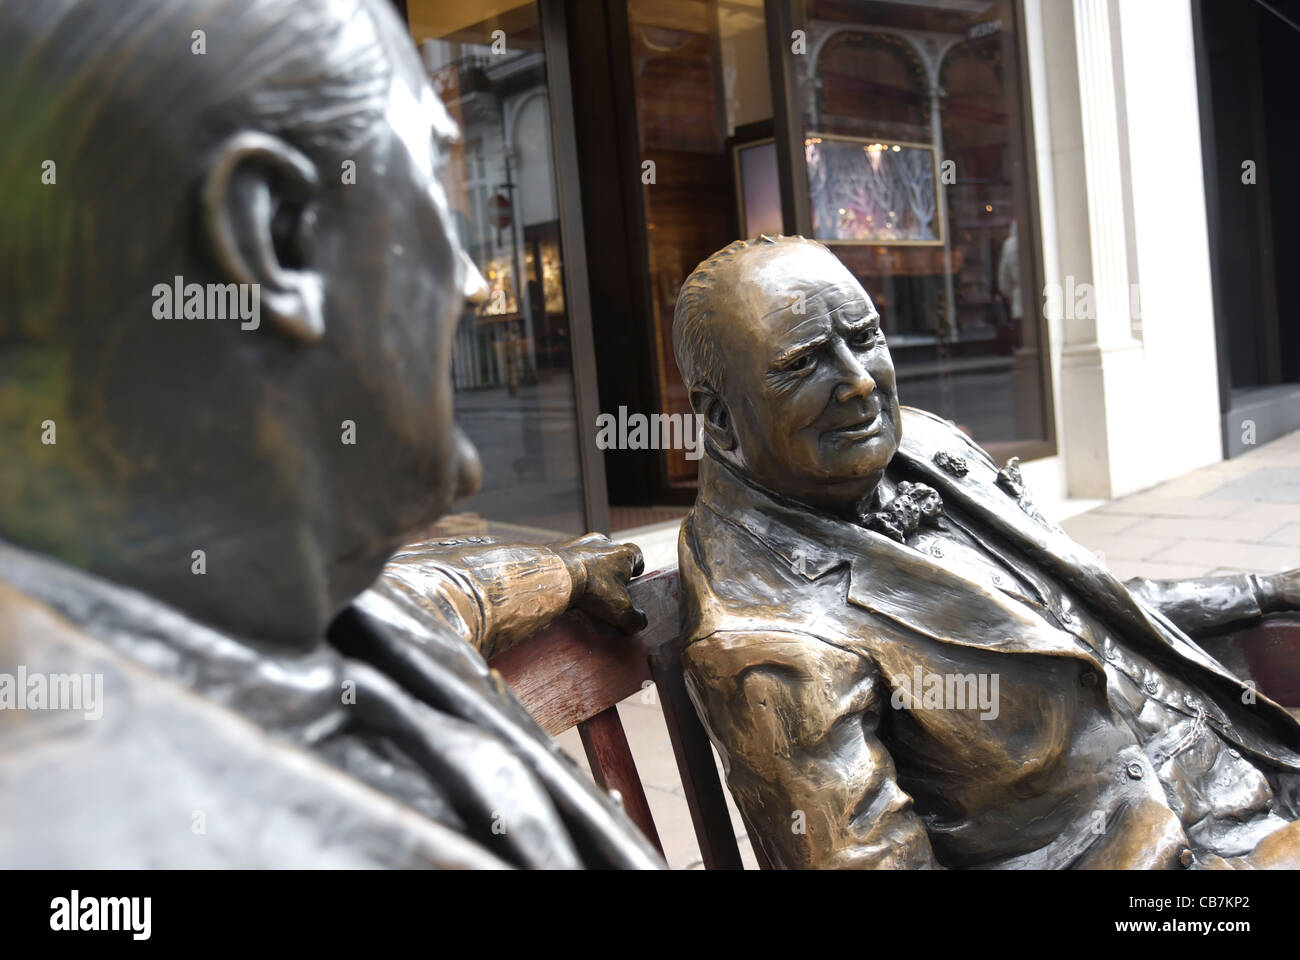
673, 235, 1300, 869
0, 0, 658, 869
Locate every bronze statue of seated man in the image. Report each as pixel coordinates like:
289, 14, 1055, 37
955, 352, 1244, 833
0, 0, 657, 869
672, 235, 1300, 869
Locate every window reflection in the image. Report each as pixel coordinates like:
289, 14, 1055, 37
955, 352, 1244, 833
627, 0, 774, 490
798, 0, 1047, 449
405, 0, 587, 540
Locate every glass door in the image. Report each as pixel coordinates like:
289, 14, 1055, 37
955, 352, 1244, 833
404, 0, 590, 540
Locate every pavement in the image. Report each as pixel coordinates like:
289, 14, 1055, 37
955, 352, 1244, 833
558, 427, 1300, 868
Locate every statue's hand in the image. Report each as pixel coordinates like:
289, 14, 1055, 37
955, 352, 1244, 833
553, 533, 647, 634
1258, 568, 1300, 614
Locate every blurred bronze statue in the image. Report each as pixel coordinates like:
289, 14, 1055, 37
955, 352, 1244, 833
0, 0, 660, 869
673, 235, 1300, 869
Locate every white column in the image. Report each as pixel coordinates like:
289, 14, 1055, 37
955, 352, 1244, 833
1071, 0, 1138, 352
1040, 0, 1140, 499
1113, 0, 1222, 481
1030, 0, 1222, 501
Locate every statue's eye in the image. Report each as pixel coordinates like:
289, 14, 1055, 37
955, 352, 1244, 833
850, 327, 878, 348
780, 348, 811, 369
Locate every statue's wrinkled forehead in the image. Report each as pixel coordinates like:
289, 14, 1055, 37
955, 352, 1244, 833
728, 243, 862, 327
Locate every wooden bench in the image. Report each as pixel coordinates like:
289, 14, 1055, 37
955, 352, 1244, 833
1201, 613, 1300, 715
489, 567, 761, 868
492, 568, 1300, 869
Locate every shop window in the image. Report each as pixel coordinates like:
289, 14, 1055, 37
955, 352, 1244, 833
626, 0, 774, 491
404, 0, 587, 539
797, 0, 1049, 452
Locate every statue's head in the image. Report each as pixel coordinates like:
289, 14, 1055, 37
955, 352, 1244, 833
673, 236, 901, 514
0, 0, 483, 646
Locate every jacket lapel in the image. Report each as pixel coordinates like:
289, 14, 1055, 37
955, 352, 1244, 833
696, 456, 1092, 664
894, 408, 1237, 675
843, 538, 1097, 665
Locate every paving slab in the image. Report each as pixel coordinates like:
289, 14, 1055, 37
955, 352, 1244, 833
1208, 467, 1300, 503
1121, 516, 1286, 544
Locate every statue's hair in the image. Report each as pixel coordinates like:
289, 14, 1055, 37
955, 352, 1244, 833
672, 234, 827, 394
0, 0, 400, 340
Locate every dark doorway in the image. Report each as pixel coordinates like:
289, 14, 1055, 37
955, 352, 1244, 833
1195, 0, 1300, 456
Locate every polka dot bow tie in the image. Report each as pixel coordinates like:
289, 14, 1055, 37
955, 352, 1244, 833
859, 481, 944, 543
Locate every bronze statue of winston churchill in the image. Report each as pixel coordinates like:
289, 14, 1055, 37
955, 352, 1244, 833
674, 235, 1300, 869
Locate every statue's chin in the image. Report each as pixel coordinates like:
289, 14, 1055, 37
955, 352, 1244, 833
818, 450, 895, 487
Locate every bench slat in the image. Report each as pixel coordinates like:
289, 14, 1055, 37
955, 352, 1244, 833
491, 616, 651, 735
578, 706, 665, 855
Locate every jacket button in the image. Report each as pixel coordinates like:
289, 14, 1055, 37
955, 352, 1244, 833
1179, 849, 1194, 868
1126, 761, 1145, 780
1081, 671, 1098, 688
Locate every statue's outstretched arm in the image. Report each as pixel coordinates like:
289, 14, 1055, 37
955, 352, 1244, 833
1124, 569, 1300, 639
375, 534, 645, 660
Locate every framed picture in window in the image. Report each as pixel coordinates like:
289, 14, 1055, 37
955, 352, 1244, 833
730, 132, 783, 240
805, 133, 944, 246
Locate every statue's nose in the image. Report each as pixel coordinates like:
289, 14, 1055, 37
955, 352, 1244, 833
831, 340, 876, 402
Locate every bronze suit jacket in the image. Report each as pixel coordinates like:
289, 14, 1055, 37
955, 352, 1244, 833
679, 407, 1300, 869
0, 539, 661, 869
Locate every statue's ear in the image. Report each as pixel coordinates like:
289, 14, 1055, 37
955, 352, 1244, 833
691, 386, 735, 452
200, 132, 324, 343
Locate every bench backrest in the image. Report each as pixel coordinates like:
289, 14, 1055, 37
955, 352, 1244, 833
489, 567, 753, 869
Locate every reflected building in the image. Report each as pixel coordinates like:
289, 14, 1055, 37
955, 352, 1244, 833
408, 4, 588, 540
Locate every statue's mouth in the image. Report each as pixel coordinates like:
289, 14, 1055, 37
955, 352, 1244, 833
825, 412, 883, 441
